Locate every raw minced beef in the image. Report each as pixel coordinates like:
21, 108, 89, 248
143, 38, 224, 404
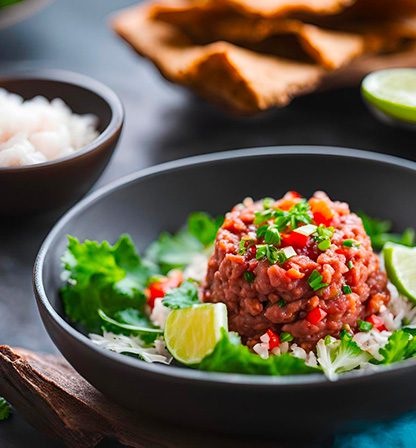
203, 191, 390, 350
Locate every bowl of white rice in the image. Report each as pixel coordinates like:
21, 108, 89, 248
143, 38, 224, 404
0, 69, 123, 215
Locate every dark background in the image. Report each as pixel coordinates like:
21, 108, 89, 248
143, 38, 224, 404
0, 0, 415, 446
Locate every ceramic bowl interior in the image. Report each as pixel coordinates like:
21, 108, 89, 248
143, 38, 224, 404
34, 147, 416, 440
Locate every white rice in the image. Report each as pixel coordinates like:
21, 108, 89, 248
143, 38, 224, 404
0, 89, 98, 167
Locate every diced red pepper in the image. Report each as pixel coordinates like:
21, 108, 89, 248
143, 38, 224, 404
366, 314, 387, 332
306, 307, 327, 325
289, 231, 309, 247
281, 231, 309, 248
147, 270, 183, 308
267, 329, 280, 350
286, 268, 305, 279
276, 191, 303, 211
309, 198, 335, 226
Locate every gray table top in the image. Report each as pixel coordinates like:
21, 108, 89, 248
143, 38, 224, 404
1, 0, 416, 446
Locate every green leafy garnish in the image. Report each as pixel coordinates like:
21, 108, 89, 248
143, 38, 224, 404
146, 212, 221, 274
254, 200, 311, 232
316, 332, 371, 379
280, 332, 294, 342
162, 280, 199, 309
198, 329, 320, 375
314, 224, 334, 251
244, 271, 255, 283
61, 235, 155, 333
342, 239, 361, 248
379, 329, 412, 364
308, 270, 328, 291
238, 237, 254, 255
0, 0, 25, 8
343, 285, 352, 294
358, 212, 415, 250
0, 398, 10, 421
188, 212, 223, 247
264, 225, 281, 246
358, 319, 373, 332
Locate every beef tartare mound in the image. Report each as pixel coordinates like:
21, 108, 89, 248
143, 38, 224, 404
203, 191, 390, 350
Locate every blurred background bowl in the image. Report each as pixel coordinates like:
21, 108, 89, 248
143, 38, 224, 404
0, 69, 124, 216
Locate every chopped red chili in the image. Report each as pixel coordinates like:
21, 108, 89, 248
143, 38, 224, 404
306, 307, 327, 325
267, 329, 280, 349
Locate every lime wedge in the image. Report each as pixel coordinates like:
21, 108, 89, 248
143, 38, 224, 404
361, 69, 416, 124
164, 303, 228, 365
383, 243, 416, 302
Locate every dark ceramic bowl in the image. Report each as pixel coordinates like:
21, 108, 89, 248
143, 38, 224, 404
34, 147, 416, 442
0, 70, 123, 216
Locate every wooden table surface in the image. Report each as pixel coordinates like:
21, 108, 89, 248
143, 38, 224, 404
1, 0, 416, 446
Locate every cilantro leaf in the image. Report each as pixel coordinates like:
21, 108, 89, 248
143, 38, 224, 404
146, 212, 221, 274
379, 330, 411, 364
162, 280, 199, 309
198, 329, 320, 375
358, 212, 415, 250
316, 334, 371, 380
0, 397, 10, 421
61, 235, 156, 333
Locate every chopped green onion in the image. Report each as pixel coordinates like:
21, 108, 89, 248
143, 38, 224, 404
238, 237, 254, 255
358, 319, 373, 332
318, 239, 331, 251
256, 225, 269, 239
263, 197, 275, 209
324, 335, 332, 345
294, 224, 317, 236
280, 332, 294, 342
343, 285, 352, 294
256, 244, 268, 260
244, 271, 255, 283
340, 329, 352, 340
278, 299, 286, 308
308, 269, 328, 291
343, 239, 360, 248
347, 261, 353, 270
254, 209, 274, 225
313, 224, 334, 252
264, 225, 281, 246
280, 246, 297, 261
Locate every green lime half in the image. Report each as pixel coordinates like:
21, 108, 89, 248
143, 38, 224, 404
383, 243, 416, 302
164, 303, 228, 365
362, 69, 416, 124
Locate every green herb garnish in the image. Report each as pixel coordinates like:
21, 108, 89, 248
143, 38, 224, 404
343, 285, 352, 294
358, 212, 415, 250
162, 280, 199, 309
264, 225, 281, 246
244, 271, 255, 283
358, 319, 373, 332
280, 332, 294, 342
347, 261, 353, 270
342, 239, 360, 248
278, 299, 286, 308
308, 269, 329, 291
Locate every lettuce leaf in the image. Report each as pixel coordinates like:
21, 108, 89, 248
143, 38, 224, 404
198, 329, 320, 376
61, 235, 156, 333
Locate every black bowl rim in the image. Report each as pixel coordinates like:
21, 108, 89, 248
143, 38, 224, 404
0, 69, 124, 173
33, 146, 416, 387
